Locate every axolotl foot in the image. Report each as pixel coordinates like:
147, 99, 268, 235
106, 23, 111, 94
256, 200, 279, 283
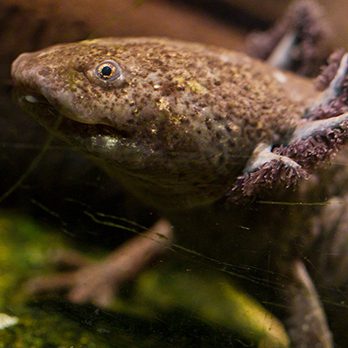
225, 49, 348, 348
229, 50, 348, 201
26, 219, 173, 307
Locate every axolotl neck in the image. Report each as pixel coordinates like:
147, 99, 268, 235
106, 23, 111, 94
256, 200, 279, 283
11, 38, 310, 210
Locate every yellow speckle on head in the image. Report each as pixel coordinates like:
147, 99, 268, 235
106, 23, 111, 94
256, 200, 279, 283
257, 121, 264, 129
157, 97, 171, 112
156, 95, 185, 125
169, 114, 185, 125
67, 70, 80, 92
173, 76, 186, 89
187, 80, 208, 94
172, 77, 207, 94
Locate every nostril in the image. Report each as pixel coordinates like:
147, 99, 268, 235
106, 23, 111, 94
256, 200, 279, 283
23, 95, 39, 104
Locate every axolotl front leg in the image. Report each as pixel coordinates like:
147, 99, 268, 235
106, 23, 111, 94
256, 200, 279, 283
227, 49, 348, 347
229, 2, 348, 343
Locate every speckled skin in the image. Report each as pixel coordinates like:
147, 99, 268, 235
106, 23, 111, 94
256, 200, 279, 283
11, 38, 315, 209
13, 37, 346, 347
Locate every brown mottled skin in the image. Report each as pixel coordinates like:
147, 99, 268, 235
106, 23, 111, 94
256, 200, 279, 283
11, 37, 348, 347
11, 38, 314, 208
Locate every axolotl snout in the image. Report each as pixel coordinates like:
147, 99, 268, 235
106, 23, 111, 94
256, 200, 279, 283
11, 36, 348, 347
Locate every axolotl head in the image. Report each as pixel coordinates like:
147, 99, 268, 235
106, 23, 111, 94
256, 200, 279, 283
11, 38, 304, 210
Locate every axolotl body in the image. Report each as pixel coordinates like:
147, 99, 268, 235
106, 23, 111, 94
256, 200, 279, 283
11, 36, 348, 347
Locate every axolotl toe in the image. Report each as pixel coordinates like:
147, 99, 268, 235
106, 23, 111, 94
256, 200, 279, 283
11, 37, 348, 347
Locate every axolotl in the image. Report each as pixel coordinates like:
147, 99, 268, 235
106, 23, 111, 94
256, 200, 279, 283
10, 14, 348, 348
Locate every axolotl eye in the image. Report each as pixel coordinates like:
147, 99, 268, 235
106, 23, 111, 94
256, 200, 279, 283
95, 60, 124, 84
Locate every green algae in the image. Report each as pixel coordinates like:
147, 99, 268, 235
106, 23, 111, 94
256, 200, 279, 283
132, 270, 289, 348
0, 213, 289, 347
0, 215, 108, 347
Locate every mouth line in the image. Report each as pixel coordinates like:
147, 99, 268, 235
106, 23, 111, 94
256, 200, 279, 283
15, 88, 132, 140
61, 118, 133, 140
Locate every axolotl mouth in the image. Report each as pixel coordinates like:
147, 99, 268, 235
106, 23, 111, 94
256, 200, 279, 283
10, 49, 156, 171
13, 87, 132, 141
12, 89, 148, 177
11, 53, 133, 142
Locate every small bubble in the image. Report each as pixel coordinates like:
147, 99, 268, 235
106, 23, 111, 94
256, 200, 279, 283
24, 95, 38, 104
0, 313, 19, 330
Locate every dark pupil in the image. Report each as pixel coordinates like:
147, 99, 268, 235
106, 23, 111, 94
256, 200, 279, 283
101, 65, 112, 77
